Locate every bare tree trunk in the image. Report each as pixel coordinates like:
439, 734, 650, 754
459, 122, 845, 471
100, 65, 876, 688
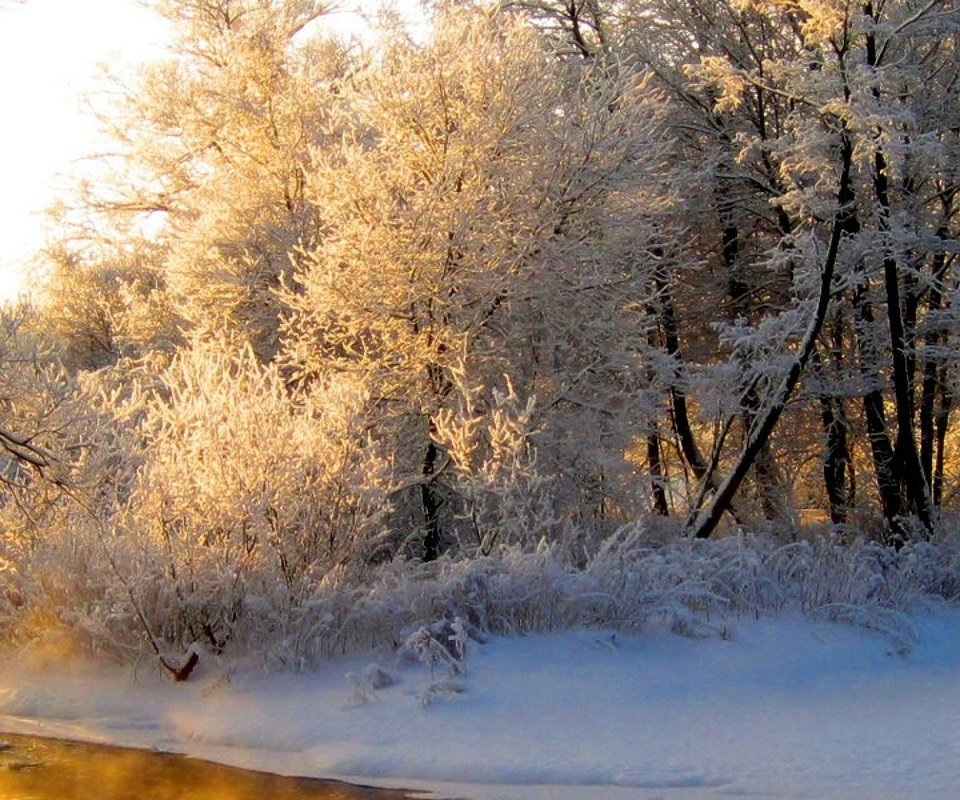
420, 440, 442, 562
852, 280, 903, 535
934, 372, 953, 507
919, 248, 947, 487
719, 179, 790, 524
653, 262, 742, 523
876, 154, 933, 531
919, 208, 953, 497
813, 347, 852, 525
647, 430, 670, 516
865, 3, 934, 535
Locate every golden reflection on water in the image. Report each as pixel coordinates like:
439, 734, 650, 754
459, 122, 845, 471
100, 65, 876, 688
0, 734, 409, 800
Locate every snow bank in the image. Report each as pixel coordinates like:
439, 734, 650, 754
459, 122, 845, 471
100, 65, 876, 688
1, 607, 959, 800
197, 533, 960, 668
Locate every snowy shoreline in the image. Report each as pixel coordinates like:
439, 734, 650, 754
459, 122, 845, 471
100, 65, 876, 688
2, 608, 959, 800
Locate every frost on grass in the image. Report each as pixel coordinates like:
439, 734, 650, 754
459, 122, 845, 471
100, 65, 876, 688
400, 618, 471, 677
3, 519, 958, 672
346, 664, 397, 706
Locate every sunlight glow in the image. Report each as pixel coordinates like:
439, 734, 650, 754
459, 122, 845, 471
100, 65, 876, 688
0, 0, 419, 304
0, 0, 170, 303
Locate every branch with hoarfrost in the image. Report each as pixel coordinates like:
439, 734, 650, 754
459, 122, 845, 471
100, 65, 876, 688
60, 486, 200, 682
0, 427, 51, 472
386, 455, 452, 497
688, 132, 854, 540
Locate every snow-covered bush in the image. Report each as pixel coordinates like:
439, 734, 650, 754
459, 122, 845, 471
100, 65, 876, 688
6, 462, 960, 670
222, 532, 959, 670
111, 336, 394, 656
1, 335, 396, 668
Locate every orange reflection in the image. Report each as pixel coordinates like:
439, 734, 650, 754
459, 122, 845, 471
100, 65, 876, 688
0, 734, 410, 800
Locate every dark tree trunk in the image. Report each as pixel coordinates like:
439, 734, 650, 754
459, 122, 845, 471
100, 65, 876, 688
813, 348, 851, 525
643, 318, 671, 516
720, 182, 788, 523
934, 373, 953, 506
865, 3, 934, 536
420, 440, 441, 562
876, 151, 932, 531
843, 153, 903, 541
919, 212, 953, 497
919, 365, 940, 488
647, 431, 670, 516
654, 266, 708, 480
919, 247, 947, 488
690, 133, 853, 539
853, 282, 903, 535
653, 262, 741, 523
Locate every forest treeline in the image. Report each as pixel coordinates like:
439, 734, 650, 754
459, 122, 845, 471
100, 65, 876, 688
1, 0, 959, 672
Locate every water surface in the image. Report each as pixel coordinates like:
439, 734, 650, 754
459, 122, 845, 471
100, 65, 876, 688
0, 733, 412, 800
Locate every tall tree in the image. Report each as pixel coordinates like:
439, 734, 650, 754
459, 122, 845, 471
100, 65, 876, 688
283, 8, 673, 556
67, 0, 346, 361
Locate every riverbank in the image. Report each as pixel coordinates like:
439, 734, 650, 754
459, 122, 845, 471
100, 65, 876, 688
2, 608, 959, 800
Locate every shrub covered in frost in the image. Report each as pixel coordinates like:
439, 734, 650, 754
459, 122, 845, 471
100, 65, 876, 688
225, 529, 960, 669
3, 339, 960, 680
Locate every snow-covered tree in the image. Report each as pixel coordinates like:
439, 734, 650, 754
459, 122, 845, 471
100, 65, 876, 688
517, 0, 960, 538
64, 0, 348, 361
107, 335, 394, 655
283, 8, 674, 556
0, 303, 73, 497
675, 0, 960, 540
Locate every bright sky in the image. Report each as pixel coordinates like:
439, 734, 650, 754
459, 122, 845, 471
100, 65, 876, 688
0, 0, 417, 304
0, 0, 170, 302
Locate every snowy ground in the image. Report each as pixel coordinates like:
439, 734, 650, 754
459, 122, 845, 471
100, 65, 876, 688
0, 609, 958, 800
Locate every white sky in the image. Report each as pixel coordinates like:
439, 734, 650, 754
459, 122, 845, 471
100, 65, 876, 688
0, 0, 167, 302
0, 0, 417, 304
